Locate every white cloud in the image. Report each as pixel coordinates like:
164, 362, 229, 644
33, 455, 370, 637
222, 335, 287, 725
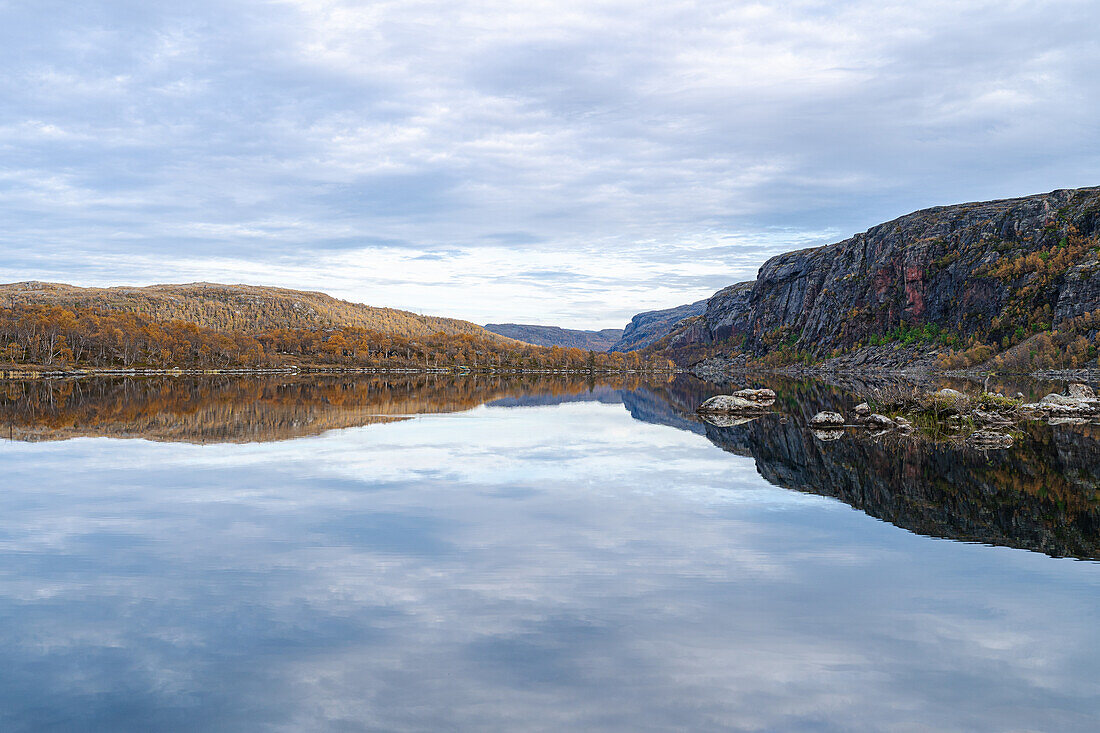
0, 0, 1098, 326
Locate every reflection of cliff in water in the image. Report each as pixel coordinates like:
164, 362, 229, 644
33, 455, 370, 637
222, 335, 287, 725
4, 373, 1098, 559
702, 415, 1100, 560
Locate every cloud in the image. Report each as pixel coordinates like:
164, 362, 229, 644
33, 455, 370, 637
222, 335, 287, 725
0, 0, 1098, 326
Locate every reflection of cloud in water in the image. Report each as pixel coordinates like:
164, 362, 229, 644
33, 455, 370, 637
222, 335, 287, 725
1, 398, 1099, 731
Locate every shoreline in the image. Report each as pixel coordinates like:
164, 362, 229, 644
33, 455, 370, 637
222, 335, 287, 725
0, 365, 683, 380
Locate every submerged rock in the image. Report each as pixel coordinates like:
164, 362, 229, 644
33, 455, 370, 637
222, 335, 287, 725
810, 411, 845, 427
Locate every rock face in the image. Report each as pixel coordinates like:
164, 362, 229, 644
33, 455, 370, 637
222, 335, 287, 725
482, 323, 623, 350
610, 299, 708, 352
653, 187, 1100, 364
702, 281, 755, 343
810, 411, 845, 426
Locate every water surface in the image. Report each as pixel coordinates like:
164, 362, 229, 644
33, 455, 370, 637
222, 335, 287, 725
1, 375, 1098, 731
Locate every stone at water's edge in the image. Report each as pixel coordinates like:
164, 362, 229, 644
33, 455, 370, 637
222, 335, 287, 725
697, 395, 768, 413
731, 388, 776, 404
862, 413, 896, 428
1042, 393, 1083, 406
1068, 383, 1096, 399
854, 402, 871, 416
810, 411, 845, 426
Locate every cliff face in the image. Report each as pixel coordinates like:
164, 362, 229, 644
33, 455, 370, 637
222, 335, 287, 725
610, 299, 707, 352
659, 187, 1100, 361
483, 323, 623, 350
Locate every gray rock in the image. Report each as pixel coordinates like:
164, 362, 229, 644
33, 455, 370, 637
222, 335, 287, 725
1042, 393, 1080, 406
936, 388, 965, 398
810, 411, 845, 426
810, 428, 845, 441
1068, 383, 1096, 399
697, 395, 768, 413
854, 402, 871, 416
731, 388, 776, 405
861, 413, 896, 428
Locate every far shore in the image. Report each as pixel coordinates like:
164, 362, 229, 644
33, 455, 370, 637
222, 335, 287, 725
0, 364, 682, 380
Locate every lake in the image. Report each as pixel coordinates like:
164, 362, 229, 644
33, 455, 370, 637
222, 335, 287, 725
1, 375, 1098, 731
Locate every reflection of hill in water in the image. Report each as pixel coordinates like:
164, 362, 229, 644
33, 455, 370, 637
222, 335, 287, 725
4, 374, 1099, 559
0, 375, 683, 444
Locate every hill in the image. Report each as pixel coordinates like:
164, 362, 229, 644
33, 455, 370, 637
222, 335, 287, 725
646, 186, 1100, 372
0, 281, 513, 342
609, 299, 708, 352
483, 323, 623, 350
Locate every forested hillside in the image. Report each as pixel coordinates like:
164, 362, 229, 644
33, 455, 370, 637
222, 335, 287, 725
0, 303, 674, 373
0, 281, 509, 341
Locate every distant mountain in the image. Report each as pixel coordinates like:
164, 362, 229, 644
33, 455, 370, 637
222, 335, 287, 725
484, 323, 623, 350
0, 281, 515, 342
609, 299, 708, 352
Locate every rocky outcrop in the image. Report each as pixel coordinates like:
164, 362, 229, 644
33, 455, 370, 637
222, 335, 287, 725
662, 187, 1100, 367
610, 299, 707, 352
483, 323, 623, 350
702, 281, 754, 342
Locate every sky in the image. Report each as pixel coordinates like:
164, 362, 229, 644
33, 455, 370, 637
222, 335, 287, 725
1, 0, 1098, 328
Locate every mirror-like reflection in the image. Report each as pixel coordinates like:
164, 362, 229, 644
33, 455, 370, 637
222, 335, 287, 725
4, 375, 1097, 559
1, 375, 1099, 731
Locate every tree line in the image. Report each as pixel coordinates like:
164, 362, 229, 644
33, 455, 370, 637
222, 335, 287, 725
0, 304, 676, 372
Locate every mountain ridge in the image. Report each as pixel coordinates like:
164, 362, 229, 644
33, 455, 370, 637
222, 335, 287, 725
483, 323, 623, 350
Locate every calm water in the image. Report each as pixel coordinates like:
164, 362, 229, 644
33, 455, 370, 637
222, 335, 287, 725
1, 375, 1098, 732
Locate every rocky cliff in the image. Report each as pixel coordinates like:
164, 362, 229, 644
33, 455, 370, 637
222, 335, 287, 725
649, 187, 1100, 368
483, 323, 623, 350
610, 299, 708, 352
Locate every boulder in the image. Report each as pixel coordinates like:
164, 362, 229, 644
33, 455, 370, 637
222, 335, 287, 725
853, 402, 871, 417
936, 388, 965, 398
1042, 393, 1080, 406
697, 395, 768, 413
731, 388, 776, 405
1068, 383, 1096, 399
861, 413, 895, 428
810, 411, 845, 427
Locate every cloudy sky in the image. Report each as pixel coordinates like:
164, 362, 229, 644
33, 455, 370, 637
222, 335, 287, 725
1, 0, 1098, 327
